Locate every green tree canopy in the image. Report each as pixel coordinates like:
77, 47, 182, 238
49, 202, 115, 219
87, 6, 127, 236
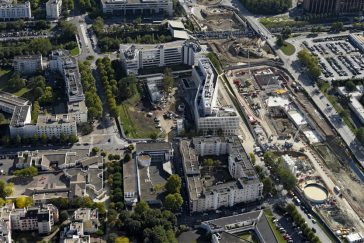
165, 174, 182, 194
164, 193, 183, 212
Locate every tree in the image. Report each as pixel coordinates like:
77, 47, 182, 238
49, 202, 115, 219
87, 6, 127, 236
15, 196, 33, 208
13, 166, 38, 177
0, 113, 5, 124
239, 0, 291, 14
134, 200, 149, 215
60, 210, 70, 222
276, 35, 284, 47
281, 27, 291, 40
163, 68, 174, 93
8, 73, 25, 91
165, 174, 182, 194
124, 153, 131, 162
34, 87, 44, 100
331, 22, 344, 32
92, 147, 100, 154
164, 193, 183, 212
262, 177, 273, 195
356, 127, 364, 146
59, 21, 77, 41
0, 181, 13, 198
345, 80, 356, 92
249, 153, 256, 165
115, 237, 130, 243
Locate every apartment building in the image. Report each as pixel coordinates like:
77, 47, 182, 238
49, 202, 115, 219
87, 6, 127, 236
192, 58, 240, 136
0, 204, 12, 243
46, 0, 62, 19
120, 40, 202, 75
180, 137, 263, 213
60, 222, 91, 243
0, 1, 31, 20
101, 0, 173, 16
73, 208, 99, 233
36, 114, 77, 137
13, 55, 43, 75
303, 0, 364, 14
49, 50, 85, 103
0, 203, 58, 235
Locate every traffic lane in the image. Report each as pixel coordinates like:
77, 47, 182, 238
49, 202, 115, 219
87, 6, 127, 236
294, 203, 332, 243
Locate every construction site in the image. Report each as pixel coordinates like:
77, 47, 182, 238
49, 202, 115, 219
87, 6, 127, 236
222, 65, 364, 238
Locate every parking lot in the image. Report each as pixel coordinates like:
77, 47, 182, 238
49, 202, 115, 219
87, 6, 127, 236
304, 36, 364, 81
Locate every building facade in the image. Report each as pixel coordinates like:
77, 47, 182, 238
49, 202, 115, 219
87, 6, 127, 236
192, 58, 240, 136
120, 40, 202, 75
180, 137, 263, 213
101, 0, 173, 16
0, 204, 58, 235
46, 0, 62, 19
303, 0, 364, 14
13, 55, 43, 75
0, 1, 31, 20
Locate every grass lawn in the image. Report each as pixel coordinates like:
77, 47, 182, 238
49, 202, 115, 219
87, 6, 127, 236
280, 42, 296, 56
118, 94, 159, 138
70, 46, 80, 56
264, 209, 286, 243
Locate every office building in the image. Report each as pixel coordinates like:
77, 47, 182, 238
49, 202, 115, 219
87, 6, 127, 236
101, 0, 173, 16
46, 0, 62, 19
0, 1, 31, 20
120, 40, 202, 75
13, 55, 43, 75
303, 0, 364, 14
180, 137, 263, 213
192, 58, 239, 136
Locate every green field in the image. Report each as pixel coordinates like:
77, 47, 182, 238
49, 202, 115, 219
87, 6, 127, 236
118, 94, 159, 138
280, 42, 296, 56
70, 46, 80, 56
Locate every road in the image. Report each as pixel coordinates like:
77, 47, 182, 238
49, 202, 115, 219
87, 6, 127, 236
281, 35, 364, 172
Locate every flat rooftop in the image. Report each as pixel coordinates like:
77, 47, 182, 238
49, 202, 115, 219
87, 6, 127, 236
10, 105, 30, 127
0, 91, 30, 109
123, 159, 138, 198
136, 142, 171, 154
203, 210, 278, 243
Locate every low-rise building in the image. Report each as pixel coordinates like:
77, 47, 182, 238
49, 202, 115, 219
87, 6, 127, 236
338, 85, 364, 124
201, 210, 278, 243
180, 137, 263, 213
60, 221, 90, 243
13, 55, 43, 75
73, 208, 99, 233
101, 0, 173, 17
0, 1, 31, 20
46, 0, 62, 19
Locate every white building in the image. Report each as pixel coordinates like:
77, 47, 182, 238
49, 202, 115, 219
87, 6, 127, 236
338, 85, 364, 124
46, 0, 62, 19
60, 222, 91, 243
36, 114, 77, 137
0, 1, 31, 20
13, 55, 43, 75
0, 219, 11, 243
120, 40, 202, 75
180, 137, 263, 213
192, 58, 239, 136
281, 154, 297, 175
349, 33, 364, 53
101, 0, 173, 16
1, 203, 58, 235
